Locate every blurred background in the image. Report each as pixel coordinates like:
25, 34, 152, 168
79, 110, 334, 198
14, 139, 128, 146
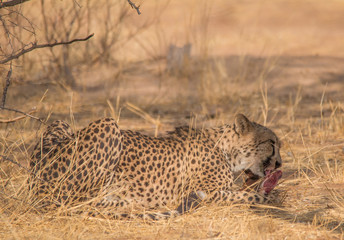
1, 0, 344, 130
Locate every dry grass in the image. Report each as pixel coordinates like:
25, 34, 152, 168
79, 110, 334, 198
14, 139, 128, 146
1, 0, 344, 239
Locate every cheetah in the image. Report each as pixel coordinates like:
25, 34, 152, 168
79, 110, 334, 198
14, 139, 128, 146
28, 114, 282, 219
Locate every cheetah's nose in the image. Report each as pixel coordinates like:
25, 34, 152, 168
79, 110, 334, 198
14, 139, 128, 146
275, 161, 282, 169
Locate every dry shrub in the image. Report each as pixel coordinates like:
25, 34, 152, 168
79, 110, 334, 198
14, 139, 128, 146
1, 0, 155, 88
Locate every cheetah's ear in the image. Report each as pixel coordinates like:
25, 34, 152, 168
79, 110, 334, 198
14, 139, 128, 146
234, 114, 253, 135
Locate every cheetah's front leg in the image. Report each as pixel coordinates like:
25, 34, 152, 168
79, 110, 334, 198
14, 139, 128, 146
204, 170, 282, 205
88, 197, 182, 220
209, 169, 283, 205
209, 190, 267, 204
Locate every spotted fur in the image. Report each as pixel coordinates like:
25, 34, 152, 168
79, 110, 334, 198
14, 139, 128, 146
29, 114, 282, 218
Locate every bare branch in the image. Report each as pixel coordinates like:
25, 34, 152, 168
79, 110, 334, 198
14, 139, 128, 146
1, 63, 12, 107
0, 0, 30, 9
73, 0, 81, 9
0, 106, 45, 124
0, 33, 94, 65
0, 109, 36, 123
127, 0, 141, 15
0, 154, 30, 172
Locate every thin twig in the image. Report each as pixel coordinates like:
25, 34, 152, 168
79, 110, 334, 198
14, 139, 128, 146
1, 63, 12, 107
127, 0, 141, 15
73, 0, 81, 8
0, 0, 30, 9
0, 33, 94, 64
0, 109, 36, 123
0, 106, 45, 124
0, 155, 30, 172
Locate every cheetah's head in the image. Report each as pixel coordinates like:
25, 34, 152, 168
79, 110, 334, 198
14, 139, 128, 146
232, 114, 282, 178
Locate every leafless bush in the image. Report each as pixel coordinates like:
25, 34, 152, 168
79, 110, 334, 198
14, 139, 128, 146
0, 0, 147, 124
0, 1, 36, 64
25, 0, 150, 88
1, 0, 147, 90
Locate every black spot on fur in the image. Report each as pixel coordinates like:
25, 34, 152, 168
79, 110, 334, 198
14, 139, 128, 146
53, 171, 58, 178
